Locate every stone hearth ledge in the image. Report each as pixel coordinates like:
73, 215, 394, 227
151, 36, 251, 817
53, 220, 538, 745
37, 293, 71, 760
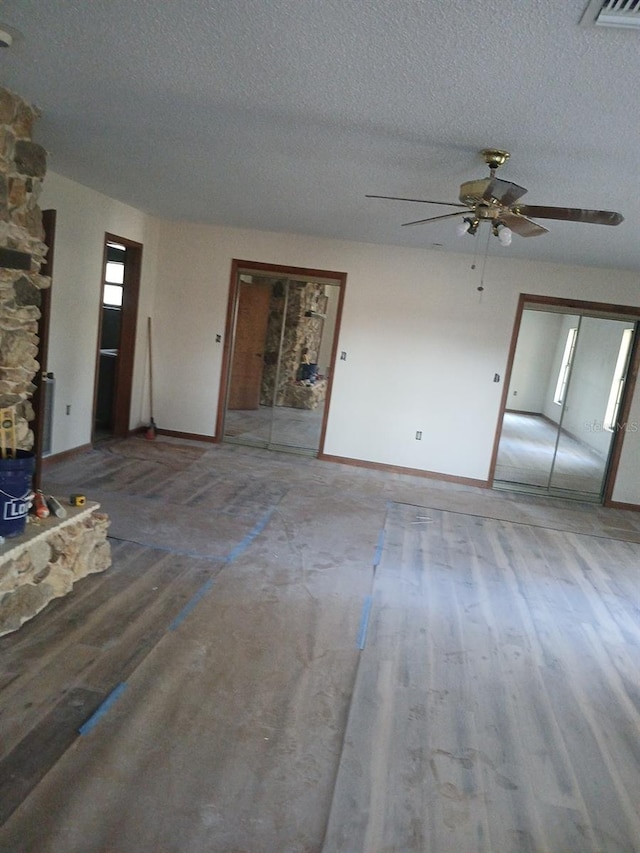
0, 502, 111, 637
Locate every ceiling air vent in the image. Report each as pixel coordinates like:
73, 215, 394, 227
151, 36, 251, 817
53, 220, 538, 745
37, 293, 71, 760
581, 0, 640, 28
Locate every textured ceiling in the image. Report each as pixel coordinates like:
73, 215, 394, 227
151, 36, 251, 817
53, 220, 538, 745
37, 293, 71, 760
1, 0, 638, 270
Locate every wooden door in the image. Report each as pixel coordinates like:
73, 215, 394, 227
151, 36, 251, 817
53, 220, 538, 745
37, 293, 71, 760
228, 282, 271, 410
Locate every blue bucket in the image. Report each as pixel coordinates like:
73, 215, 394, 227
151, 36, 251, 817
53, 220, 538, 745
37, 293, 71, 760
0, 451, 35, 539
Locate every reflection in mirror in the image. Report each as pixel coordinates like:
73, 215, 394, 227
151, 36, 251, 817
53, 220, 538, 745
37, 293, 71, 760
549, 316, 635, 494
494, 307, 636, 501
223, 273, 341, 454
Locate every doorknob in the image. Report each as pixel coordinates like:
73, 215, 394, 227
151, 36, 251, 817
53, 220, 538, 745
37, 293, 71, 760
255, 353, 263, 357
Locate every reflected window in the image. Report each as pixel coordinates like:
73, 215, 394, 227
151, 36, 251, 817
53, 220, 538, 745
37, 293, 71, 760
604, 328, 634, 431
554, 327, 578, 405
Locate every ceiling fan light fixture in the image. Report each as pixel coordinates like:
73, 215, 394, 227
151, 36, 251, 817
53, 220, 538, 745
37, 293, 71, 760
457, 216, 479, 237
494, 222, 513, 246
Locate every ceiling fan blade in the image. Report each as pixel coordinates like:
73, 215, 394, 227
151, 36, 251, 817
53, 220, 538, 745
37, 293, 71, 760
402, 210, 470, 227
482, 178, 528, 206
501, 212, 549, 237
515, 205, 624, 226
366, 194, 467, 208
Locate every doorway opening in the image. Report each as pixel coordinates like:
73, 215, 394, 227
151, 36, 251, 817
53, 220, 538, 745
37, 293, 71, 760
218, 260, 346, 455
93, 234, 142, 442
490, 295, 640, 503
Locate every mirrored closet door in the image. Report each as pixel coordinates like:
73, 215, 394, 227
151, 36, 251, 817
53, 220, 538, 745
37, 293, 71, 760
494, 302, 637, 501
222, 269, 342, 455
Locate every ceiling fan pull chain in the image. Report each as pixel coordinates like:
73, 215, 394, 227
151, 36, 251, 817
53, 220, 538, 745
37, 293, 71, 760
477, 227, 492, 294
470, 227, 481, 270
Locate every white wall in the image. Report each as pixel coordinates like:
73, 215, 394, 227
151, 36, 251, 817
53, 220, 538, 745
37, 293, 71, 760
39, 172, 160, 454
507, 310, 563, 413
36, 169, 640, 504
613, 386, 640, 505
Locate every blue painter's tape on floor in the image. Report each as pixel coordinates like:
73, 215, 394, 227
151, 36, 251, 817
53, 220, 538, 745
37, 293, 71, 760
169, 577, 216, 631
373, 528, 385, 568
79, 682, 128, 735
357, 595, 373, 650
169, 506, 276, 632
224, 507, 275, 564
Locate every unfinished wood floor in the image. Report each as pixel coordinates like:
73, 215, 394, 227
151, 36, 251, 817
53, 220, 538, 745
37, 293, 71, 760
1, 438, 639, 852
324, 503, 640, 852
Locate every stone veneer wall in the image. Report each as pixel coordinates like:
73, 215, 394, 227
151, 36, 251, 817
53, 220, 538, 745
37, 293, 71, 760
0, 86, 50, 449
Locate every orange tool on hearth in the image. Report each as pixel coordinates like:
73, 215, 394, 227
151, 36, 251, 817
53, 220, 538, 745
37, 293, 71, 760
33, 490, 50, 519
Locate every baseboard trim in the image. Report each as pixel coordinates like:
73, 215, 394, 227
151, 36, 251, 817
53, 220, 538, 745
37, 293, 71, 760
42, 443, 93, 466
136, 427, 217, 444
605, 499, 640, 512
318, 453, 488, 489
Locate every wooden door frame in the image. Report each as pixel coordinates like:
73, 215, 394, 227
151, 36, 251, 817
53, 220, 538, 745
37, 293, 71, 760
216, 259, 347, 454
31, 209, 56, 490
92, 233, 143, 440
488, 293, 640, 507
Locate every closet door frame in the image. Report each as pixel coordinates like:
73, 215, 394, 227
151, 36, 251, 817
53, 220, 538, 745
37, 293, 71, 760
216, 259, 347, 456
488, 293, 640, 506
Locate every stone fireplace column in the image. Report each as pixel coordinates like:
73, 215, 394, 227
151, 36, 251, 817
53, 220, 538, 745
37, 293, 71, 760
0, 86, 50, 449
0, 87, 112, 636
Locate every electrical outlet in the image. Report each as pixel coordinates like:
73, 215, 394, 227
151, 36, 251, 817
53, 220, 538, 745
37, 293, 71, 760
215, 334, 221, 343
66, 405, 71, 415
340, 351, 347, 361
415, 431, 422, 440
